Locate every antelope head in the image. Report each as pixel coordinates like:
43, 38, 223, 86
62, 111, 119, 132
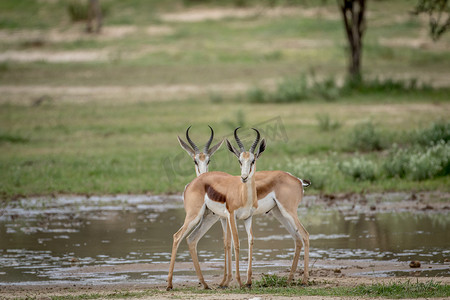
226, 127, 266, 183
178, 126, 224, 176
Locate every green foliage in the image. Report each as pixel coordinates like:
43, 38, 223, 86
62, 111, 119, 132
384, 141, 450, 180
247, 76, 436, 104
284, 158, 331, 190
254, 274, 291, 287
351, 280, 450, 298
339, 156, 378, 181
247, 86, 268, 103
67, 0, 89, 22
316, 113, 341, 131
0, 132, 28, 144
408, 140, 450, 180
342, 77, 433, 95
347, 121, 385, 152
272, 75, 310, 103
413, 0, 450, 41
67, 0, 109, 22
412, 121, 450, 146
248, 75, 340, 103
383, 145, 410, 178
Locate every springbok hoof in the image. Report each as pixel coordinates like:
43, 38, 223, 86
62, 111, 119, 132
204, 285, 211, 290
166, 286, 173, 291
245, 283, 252, 289
217, 285, 228, 289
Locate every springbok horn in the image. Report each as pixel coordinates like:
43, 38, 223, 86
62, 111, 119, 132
186, 126, 199, 153
234, 127, 245, 152
204, 125, 214, 153
249, 128, 261, 153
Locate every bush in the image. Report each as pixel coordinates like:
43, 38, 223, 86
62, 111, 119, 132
272, 75, 309, 103
284, 158, 330, 190
383, 141, 450, 180
255, 274, 290, 287
342, 77, 432, 95
316, 113, 341, 131
413, 121, 450, 146
339, 157, 378, 181
408, 141, 450, 180
383, 145, 410, 178
67, 0, 108, 22
247, 86, 267, 103
347, 121, 384, 152
311, 77, 340, 101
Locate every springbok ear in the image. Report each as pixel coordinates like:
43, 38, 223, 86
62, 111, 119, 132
177, 136, 195, 158
255, 139, 266, 159
226, 139, 240, 158
208, 139, 224, 156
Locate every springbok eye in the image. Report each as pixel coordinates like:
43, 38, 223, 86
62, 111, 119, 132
252, 160, 255, 164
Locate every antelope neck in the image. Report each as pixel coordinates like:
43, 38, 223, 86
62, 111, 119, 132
240, 176, 257, 209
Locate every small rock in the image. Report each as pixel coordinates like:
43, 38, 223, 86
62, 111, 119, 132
333, 268, 341, 273
409, 261, 421, 268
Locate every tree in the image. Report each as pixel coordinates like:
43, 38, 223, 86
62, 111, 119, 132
413, 0, 449, 41
337, 0, 367, 81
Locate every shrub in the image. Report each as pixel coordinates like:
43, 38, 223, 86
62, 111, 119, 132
383, 145, 410, 178
347, 121, 384, 152
316, 113, 341, 131
247, 86, 267, 103
272, 75, 309, 103
67, 0, 108, 22
311, 77, 340, 101
383, 141, 450, 180
284, 158, 330, 190
255, 274, 290, 287
413, 121, 450, 146
342, 77, 432, 95
339, 157, 378, 181
408, 141, 450, 180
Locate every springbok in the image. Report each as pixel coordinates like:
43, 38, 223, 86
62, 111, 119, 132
167, 128, 265, 290
177, 125, 223, 177
167, 127, 311, 290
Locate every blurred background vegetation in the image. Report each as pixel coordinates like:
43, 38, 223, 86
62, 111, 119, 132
0, 0, 449, 199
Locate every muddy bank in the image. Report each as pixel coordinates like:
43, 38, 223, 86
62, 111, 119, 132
1, 262, 449, 300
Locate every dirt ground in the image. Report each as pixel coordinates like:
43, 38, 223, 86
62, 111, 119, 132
1, 258, 449, 299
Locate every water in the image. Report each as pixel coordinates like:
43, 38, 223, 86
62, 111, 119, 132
0, 195, 449, 284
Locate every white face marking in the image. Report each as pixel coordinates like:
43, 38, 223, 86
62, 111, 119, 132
194, 153, 210, 176
239, 152, 256, 183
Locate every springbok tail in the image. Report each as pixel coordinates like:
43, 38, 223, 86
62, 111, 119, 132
300, 179, 311, 188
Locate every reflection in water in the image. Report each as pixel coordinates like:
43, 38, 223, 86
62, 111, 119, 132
0, 195, 448, 283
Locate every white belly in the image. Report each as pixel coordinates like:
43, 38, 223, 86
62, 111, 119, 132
205, 192, 277, 219
205, 195, 228, 218
254, 192, 276, 215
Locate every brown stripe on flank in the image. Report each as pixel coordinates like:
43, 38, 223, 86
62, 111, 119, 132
206, 184, 226, 203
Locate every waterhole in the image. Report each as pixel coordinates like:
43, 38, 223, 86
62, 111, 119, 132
0, 194, 448, 285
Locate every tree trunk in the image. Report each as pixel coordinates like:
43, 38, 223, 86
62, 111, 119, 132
338, 0, 366, 81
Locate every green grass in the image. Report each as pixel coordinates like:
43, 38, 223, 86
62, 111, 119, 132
0, 1, 449, 199
1, 99, 449, 199
32, 280, 450, 299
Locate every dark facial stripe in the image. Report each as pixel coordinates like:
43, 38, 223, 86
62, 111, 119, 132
206, 184, 226, 203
